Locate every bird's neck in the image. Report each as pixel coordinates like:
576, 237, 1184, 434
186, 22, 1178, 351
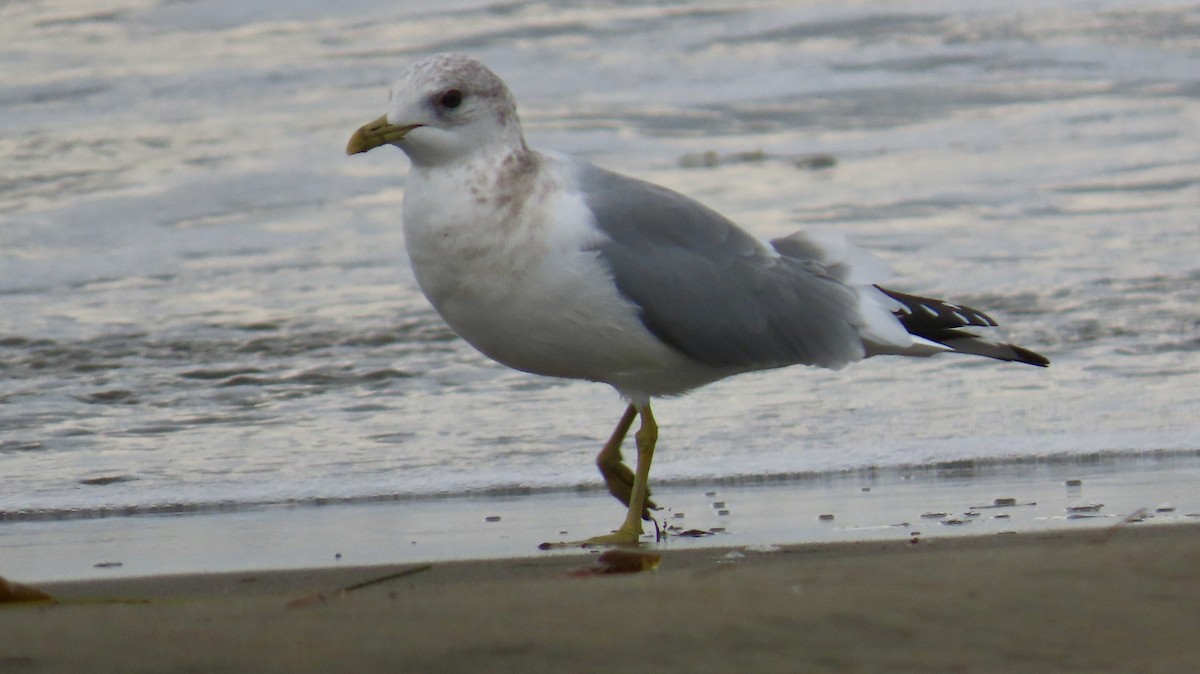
402, 144, 553, 265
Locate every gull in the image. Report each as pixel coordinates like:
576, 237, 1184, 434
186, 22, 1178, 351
346, 54, 1049, 547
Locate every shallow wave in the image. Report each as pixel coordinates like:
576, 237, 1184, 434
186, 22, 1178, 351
4, 447, 1196, 524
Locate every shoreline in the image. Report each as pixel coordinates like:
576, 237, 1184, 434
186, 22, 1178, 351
3, 452, 1198, 583
4, 523, 1199, 673
3, 454, 1198, 672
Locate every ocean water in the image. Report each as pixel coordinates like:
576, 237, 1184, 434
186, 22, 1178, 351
2, 0, 1198, 520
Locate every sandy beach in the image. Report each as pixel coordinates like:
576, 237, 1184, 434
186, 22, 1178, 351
0, 522, 1196, 673
3, 454, 1199, 673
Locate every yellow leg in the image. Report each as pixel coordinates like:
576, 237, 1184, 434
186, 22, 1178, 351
538, 404, 660, 549
582, 404, 657, 547
595, 404, 657, 519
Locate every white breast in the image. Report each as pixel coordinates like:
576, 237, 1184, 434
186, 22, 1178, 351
400, 153, 720, 400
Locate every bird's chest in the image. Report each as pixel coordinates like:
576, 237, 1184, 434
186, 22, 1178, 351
402, 168, 552, 315
391, 157, 733, 395
399, 167, 641, 377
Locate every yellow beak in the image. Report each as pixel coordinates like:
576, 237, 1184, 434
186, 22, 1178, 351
345, 115, 421, 155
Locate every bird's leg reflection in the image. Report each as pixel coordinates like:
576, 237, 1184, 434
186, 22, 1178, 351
595, 404, 657, 520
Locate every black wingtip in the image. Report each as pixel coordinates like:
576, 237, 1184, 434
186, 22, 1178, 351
877, 285, 1050, 368
1010, 344, 1050, 368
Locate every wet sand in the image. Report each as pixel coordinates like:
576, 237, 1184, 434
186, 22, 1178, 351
5, 452, 1200, 583
2, 522, 1198, 673
3, 458, 1199, 672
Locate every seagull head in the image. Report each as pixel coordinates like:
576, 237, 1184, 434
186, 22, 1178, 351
346, 53, 527, 167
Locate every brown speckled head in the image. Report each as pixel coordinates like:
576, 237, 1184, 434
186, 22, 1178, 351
372, 53, 528, 167
398, 53, 510, 111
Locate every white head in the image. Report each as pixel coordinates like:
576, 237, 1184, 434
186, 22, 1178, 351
346, 53, 527, 167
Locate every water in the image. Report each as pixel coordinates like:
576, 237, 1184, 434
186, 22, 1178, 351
2, 0, 1198, 520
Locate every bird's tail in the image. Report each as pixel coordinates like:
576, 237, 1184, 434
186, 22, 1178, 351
871, 286, 1049, 367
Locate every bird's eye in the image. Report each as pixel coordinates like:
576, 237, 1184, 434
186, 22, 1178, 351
438, 89, 464, 109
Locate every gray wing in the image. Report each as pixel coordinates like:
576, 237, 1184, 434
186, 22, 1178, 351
578, 163, 867, 371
